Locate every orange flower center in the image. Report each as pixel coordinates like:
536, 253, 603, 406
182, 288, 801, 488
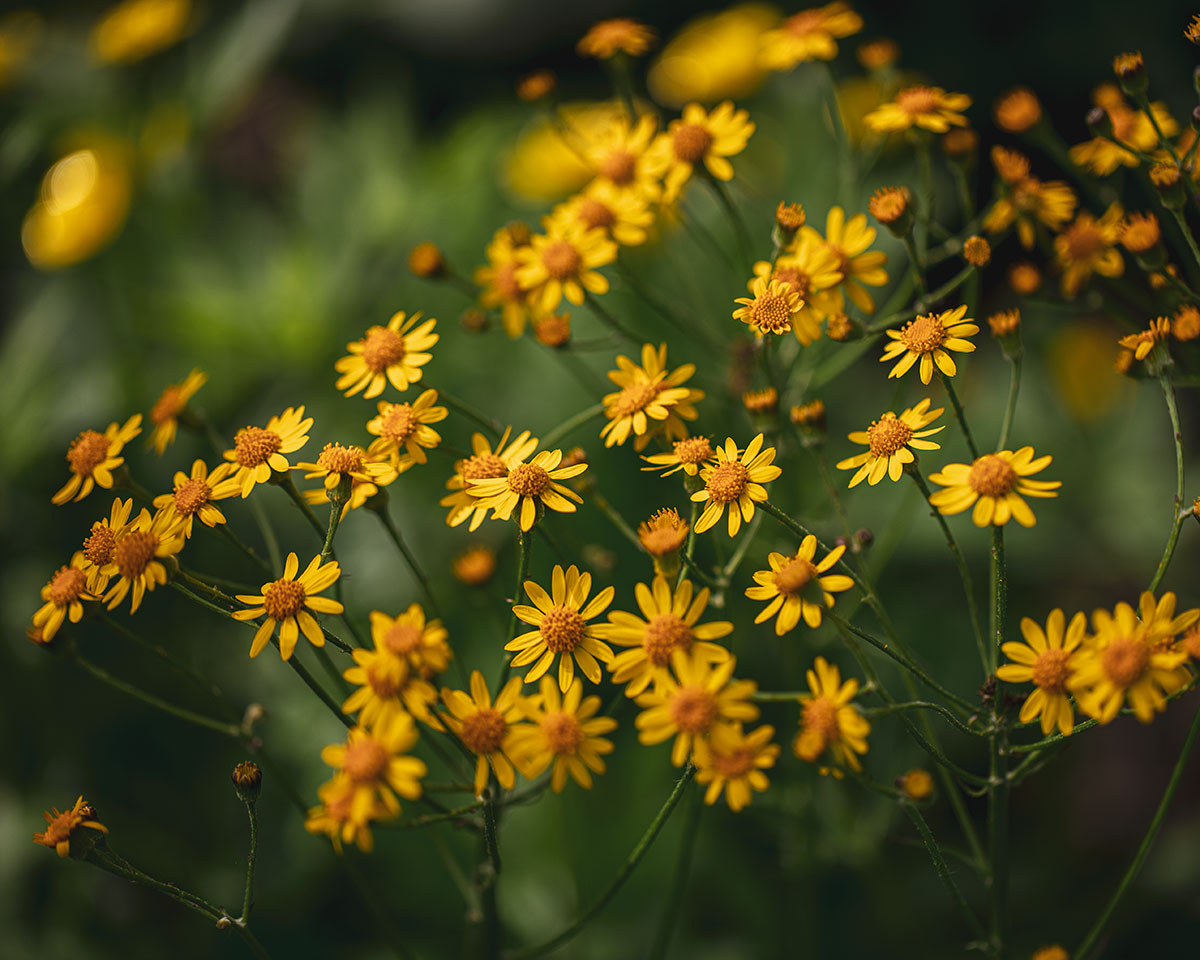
361, 326, 406, 372
541, 711, 582, 754
461, 452, 508, 481
234, 426, 282, 467
643, 613, 694, 667
1062, 219, 1104, 261
672, 123, 713, 164
365, 659, 405, 697
714, 745, 756, 778
342, 738, 389, 781
67, 430, 110, 476
968, 455, 1017, 498
705, 461, 748, 504
494, 262, 523, 300
541, 240, 582, 280
639, 522, 688, 556
540, 605, 586, 653
48, 566, 88, 605
785, 9, 824, 35
772, 266, 812, 299
317, 443, 364, 475
113, 531, 157, 578
578, 198, 615, 231
896, 86, 940, 116
899, 314, 947, 354
611, 379, 661, 417
674, 436, 713, 463
599, 149, 636, 184
802, 696, 838, 742
84, 524, 116, 565
1100, 637, 1149, 688
173, 477, 211, 517
460, 708, 507, 754
150, 385, 186, 425
263, 578, 306, 620
774, 557, 815, 595
751, 292, 794, 334
507, 463, 551, 496
384, 622, 422, 655
866, 413, 913, 457
1031, 648, 1072, 692
668, 686, 718, 734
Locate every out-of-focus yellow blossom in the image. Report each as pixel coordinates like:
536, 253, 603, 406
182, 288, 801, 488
1055, 203, 1124, 298
89, 0, 190, 65
476, 224, 533, 338
577, 18, 655, 59
750, 231, 844, 342
865, 85, 971, 134
505, 102, 631, 202
1069, 85, 1177, 176
646, 101, 755, 202
601, 343, 703, 450
793, 657, 869, 776
693, 723, 779, 812
759, 3, 863, 71
579, 112, 663, 200
801, 207, 887, 313
550, 180, 655, 247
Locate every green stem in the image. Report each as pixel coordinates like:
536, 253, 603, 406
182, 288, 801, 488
592, 492, 641, 549
1168, 208, 1200, 272
482, 795, 503, 960
321, 486, 348, 560
858, 699, 981, 738
286, 651, 354, 728
902, 234, 928, 295
215, 524, 274, 578
908, 467, 988, 673
939, 372, 979, 458
541, 403, 605, 450
100, 614, 232, 706
1073, 698, 1200, 960
437, 387, 502, 438
705, 174, 754, 271
915, 136, 934, 261
987, 524, 1009, 957
997, 354, 1022, 451
584, 293, 640, 344
917, 263, 975, 312
373, 507, 443, 620
647, 787, 702, 960
498, 530, 532, 686
505, 765, 696, 960
279, 474, 325, 539
901, 802, 989, 943
1148, 375, 1185, 593
240, 801, 258, 922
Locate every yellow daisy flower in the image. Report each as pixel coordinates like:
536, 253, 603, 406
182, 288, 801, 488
305, 773, 391, 854
335, 311, 438, 399
33, 796, 108, 858
983, 175, 1078, 250
508, 677, 617, 793
928, 447, 1061, 527
646, 101, 755, 202
295, 443, 396, 498
1118, 317, 1171, 361
745, 535, 855, 634
692, 723, 779, 812
303, 472, 392, 521
232, 552, 344, 661
101, 506, 184, 614
1069, 88, 1178, 176
52, 413, 142, 505
794, 656, 870, 776
577, 18, 655, 59
580, 112, 663, 200
440, 671, 529, 797
1055, 203, 1124, 298
601, 342, 704, 449
507, 563, 615, 690
32, 553, 97, 643
367, 604, 452, 679
801, 207, 888, 313
475, 224, 533, 338
223, 405, 313, 498
879, 305, 978, 384
467, 446, 588, 532
320, 713, 427, 816
750, 232, 844, 343
691, 434, 782, 537
864, 85, 972, 134
606, 575, 732, 697
733, 276, 804, 337
641, 434, 715, 477
364, 389, 446, 470
759, 2, 863, 70
342, 646, 439, 729
151, 459, 240, 537
635, 650, 759, 766
79, 497, 135, 594
514, 220, 617, 313
147, 368, 206, 455
1070, 592, 1197, 724
996, 609, 1087, 736
551, 179, 655, 247
441, 427, 539, 531
835, 398, 945, 486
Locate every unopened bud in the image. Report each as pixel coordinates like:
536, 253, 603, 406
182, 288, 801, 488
231, 761, 262, 803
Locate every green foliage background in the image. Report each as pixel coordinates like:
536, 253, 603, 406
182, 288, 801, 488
4, 2, 1200, 957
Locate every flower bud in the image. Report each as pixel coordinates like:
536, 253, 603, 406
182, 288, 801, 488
1112, 51, 1146, 96
231, 761, 262, 803
773, 201, 805, 248
897, 768, 934, 800
1086, 106, 1113, 139
868, 186, 912, 237
516, 70, 556, 102
1149, 162, 1186, 209
408, 242, 445, 279
962, 235, 990, 267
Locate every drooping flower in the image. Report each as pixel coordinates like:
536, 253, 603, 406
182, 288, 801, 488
793, 656, 870, 776
996, 609, 1087, 736
101, 507, 185, 614
441, 428, 539, 531
606, 575, 732, 697
440, 671, 530, 796
33, 796, 107, 858
928, 447, 1061, 527
879, 305, 978, 383
467, 445, 587, 531
864, 85, 971, 134
151, 460, 241, 537
233, 552, 344, 660
335, 312, 438, 399
507, 564, 615, 691
835, 398, 945, 486
691, 434, 781, 537
32, 554, 97, 642
52, 414, 142, 505
601, 342, 703, 449
646, 101, 755, 202
223, 406, 313, 498
692, 723, 779, 812
1118, 317, 1171, 362
508, 677, 617, 792
147, 368, 206, 455
745, 535, 854, 634
514, 220, 617, 313
759, 3, 863, 71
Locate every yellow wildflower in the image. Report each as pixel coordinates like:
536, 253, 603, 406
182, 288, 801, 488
601, 343, 703, 449
691, 434, 781, 536
745, 535, 854, 633
147, 368, 206, 454
233, 552, 344, 661
508, 677, 617, 792
52, 414, 142, 505
997, 609, 1087, 736
865, 85, 971, 134
835, 398, 944, 486
693, 723, 779, 812
880, 305, 978, 383
646, 101, 755, 202
759, 3, 864, 71
794, 656, 870, 776
335, 311, 438, 399
223, 406, 312, 498
928, 447, 1061, 527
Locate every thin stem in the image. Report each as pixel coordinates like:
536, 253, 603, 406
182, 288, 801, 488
374, 507, 443, 620
939, 372, 979, 458
917, 263, 974, 312
1168, 208, 1200, 272
584, 294, 639, 344
437, 387, 502, 438
215, 524, 274, 578
997, 354, 1022, 451
505, 765, 696, 960
541, 403, 605, 450
719, 511, 761, 582
902, 234, 927, 295
321, 486, 348, 560
647, 787, 702, 960
592, 492, 641, 549
901, 802, 989, 943
908, 467, 988, 673
1148, 375, 1185, 592
858, 699, 981, 738
705, 174, 754, 270
99, 614, 232, 706
1073, 698, 1200, 960
287, 652, 354, 728
987, 524, 1009, 957
240, 801, 258, 922
498, 530, 532, 687
482, 795, 503, 959
278, 475, 325, 539
915, 136, 935, 260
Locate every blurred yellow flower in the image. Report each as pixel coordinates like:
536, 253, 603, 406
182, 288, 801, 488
508, 677, 617, 793
440, 671, 529, 797
1055, 203, 1124, 298
579, 112, 662, 200
577, 18, 655, 59
550, 180, 655, 247
1069, 86, 1177, 176
865, 85, 971, 134
89, 0, 190, 64
147, 369, 206, 455
601, 342, 703, 449
475, 225, 533, 338
0, 11, 41, 89
794, 656, 869, 776
751, 231, 844, 342
759, 2, 863, 71
693, 723, 778, 811
505, 102, 629, 202
33, 797, 107, 859
803, 206, 887, 312
33, 554, 97, 643
646, 101, 755, 201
